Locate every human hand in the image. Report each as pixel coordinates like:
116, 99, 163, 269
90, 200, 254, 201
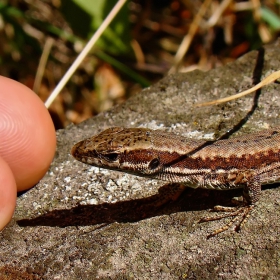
0, 76, 56, 230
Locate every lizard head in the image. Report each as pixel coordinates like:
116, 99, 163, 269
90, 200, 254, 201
71, 127, 163, 176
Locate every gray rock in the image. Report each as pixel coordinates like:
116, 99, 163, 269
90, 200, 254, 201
1, 40, 280, 279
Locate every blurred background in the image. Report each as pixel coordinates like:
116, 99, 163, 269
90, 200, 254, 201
0, 0, 279, 129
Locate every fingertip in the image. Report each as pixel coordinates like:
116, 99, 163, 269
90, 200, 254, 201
0, 76, 56, 191
0, 156, 17, 231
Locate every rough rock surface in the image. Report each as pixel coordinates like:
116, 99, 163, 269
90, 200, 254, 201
1, 40, 280, 279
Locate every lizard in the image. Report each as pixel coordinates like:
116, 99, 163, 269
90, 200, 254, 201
71, 126, 280, 237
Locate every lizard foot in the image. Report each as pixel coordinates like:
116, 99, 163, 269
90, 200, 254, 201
199, 204, 255, 238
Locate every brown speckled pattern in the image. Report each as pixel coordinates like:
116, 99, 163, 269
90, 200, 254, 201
71, 127, 280, 204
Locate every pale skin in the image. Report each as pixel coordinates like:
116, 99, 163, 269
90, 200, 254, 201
0, 76, 56, 230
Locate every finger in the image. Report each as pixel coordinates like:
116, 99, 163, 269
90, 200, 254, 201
0, 76, 56, 191
0, 156, 17, 231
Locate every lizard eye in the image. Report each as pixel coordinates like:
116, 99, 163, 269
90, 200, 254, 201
148, 158, 160, 170
102, 153, 119, 162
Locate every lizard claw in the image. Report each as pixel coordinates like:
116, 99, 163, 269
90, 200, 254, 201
199, 204, 255, 238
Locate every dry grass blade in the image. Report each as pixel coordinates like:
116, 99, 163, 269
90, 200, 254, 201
195, 70, 280, 107
169, 0, 213, 74
44, 0, 128, 108
33, 37, 54, 94
208, 0, 233, 27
